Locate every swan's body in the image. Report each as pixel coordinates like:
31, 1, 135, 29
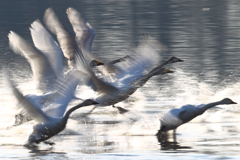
94, 65, 175, 106
27, 99, 98, 144
157, 98, 237, 134
4, 68, 98, 145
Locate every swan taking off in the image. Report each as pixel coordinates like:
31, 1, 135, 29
157, 98, 237, 135
4, 68, 98, 146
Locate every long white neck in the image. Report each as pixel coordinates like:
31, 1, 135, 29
198, 100, 225, 113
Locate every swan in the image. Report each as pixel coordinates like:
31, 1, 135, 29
4, 68, 98, 145
8, 25, 81, 126
66, 7, 184, 110
9, 69, 84, 127
156, 98, 237, 135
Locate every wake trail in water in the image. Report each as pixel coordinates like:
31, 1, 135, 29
1, 67, 240, 144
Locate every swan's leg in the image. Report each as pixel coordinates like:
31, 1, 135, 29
8, 114, 32, 129
112, 105, 129, 114
14, 114, 24, 126
155, 130, 163, 136
173, 130, 176, 143
43, 141, 55, 145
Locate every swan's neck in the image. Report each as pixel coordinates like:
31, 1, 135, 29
199, 101, 223, 112
62, 102, 87, 121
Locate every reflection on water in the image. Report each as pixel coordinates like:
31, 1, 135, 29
1, 0, 240, 160
156, 131, 192, 151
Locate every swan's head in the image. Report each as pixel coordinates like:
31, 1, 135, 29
220, 98, 237, 104
168, 56, 184, 63
83, 99, 99, 105
89, 60, 104, 67
163, 68, 174, 73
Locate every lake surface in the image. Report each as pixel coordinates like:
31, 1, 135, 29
1, 0, 240, 159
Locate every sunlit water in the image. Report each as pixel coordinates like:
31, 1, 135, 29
1, 0, 240, 159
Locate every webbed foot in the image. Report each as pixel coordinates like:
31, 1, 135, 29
43, 141, 55, 146
112, 105, 129, 114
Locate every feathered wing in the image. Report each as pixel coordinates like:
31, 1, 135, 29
66, 7, 119, 94
66, 7, 121, 75
30, 20, 63, 79
8, 31, 57, 93
4, 68, 50, 123
66, 7, 96, 63
74, 49, 119, 94
43, 70, 85, 118
114, 36, 165, 81
44, 8, 75, 67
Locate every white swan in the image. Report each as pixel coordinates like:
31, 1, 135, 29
8, 23, 82, 126
4, 68, 98, 145
157, 98, 237, 135
66, 7, 183, 110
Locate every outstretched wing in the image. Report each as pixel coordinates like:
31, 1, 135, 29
66, 7, 119, 94
44, 8, 75, 67
66, 7, 96, 63
8, 31, 57, 93
3, 67, 50, 123
43, 70, 85, 118
30, 20, 63, 79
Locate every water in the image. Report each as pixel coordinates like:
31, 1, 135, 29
1, 0, 240, 159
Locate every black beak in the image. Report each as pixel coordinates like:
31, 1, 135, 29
178, 59, 184, 62
93, 101, 99, 105
232, 101, 237, 104
98, 62, 104, 66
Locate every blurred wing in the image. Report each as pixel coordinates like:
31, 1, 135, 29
8, 31, 57, 93
66, 8, 119, 94
66, 7, 97, 63
66, 7, 123, 77
108, 55, 133, 65
44, 8, 75, 67
4, 68, 50, 122
30, 20, 63, 78
114, 36, 164, 80
44, 70, 84, 117
74, 50, 119, 94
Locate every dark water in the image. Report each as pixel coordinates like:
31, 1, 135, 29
1, 0, 240, 159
